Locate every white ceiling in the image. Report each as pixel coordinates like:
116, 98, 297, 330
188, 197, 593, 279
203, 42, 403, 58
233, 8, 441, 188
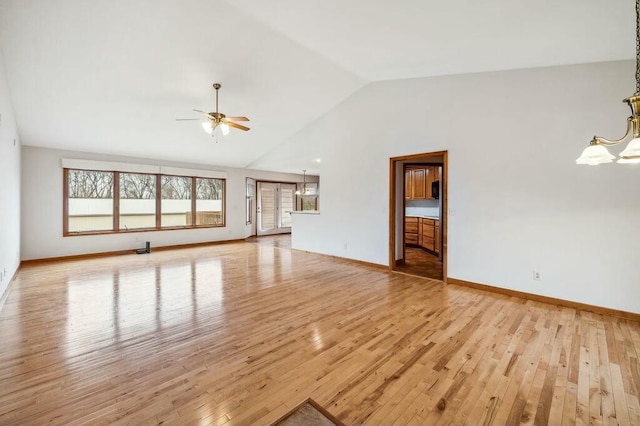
0, 0, 633, 175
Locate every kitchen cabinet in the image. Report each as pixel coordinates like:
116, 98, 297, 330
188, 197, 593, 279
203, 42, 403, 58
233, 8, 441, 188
406, 216, 441, 254
405, 168, 427, 199
434, 219, 440, 254
406, 166, 439, 200
404, 216, 418, 245
421, 218, 435, 251
404, 170, 411, 200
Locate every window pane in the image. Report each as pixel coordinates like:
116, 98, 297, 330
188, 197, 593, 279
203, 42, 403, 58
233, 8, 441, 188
67, 169, 114, 233
196, 178, 224, 226
280, 187, 294, 227
161, 176, 192, 227
119, 173, 156, 230
301, 197, 318, 211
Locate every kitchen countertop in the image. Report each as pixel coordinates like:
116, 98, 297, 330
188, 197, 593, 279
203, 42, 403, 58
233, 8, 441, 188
406, 215, 440, 220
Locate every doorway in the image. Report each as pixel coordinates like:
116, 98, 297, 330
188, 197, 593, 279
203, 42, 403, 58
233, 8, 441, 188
389, 151, 448, 281
257, 182, 296, 235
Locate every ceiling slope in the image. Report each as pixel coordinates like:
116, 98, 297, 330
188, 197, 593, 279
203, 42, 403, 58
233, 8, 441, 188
0, 0, 365, 169
0, 0, 634, 175
229, 0, 633, 81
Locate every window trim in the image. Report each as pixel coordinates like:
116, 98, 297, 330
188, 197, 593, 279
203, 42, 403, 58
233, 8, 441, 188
64, 168, 226, 236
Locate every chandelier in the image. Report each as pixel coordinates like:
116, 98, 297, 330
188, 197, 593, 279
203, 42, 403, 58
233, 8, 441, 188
576, 0, 640, 165
295, 170, 313, 197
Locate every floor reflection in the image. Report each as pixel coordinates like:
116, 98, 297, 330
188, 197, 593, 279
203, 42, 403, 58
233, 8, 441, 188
0, 236, 475, 425
62, 256, 226, 358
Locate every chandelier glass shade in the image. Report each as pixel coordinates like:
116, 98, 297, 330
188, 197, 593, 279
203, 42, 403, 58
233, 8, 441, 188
576, 0, 640, 165
201, 119, 213, 135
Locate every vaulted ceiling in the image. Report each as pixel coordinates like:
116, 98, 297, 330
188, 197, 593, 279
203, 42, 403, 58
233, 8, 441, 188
0, 0, 632, 175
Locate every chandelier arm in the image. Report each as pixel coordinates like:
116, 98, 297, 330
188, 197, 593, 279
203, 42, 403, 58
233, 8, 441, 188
592, 117, 634, 146
636, 0, 640, 94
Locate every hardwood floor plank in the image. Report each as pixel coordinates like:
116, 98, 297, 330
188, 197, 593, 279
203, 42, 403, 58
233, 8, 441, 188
0, 236, 638, 425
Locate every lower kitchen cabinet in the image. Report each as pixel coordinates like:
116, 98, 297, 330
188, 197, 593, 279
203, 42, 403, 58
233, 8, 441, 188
404, 217, 418, 245
421, 218, 435, 251
405, 216, 440, 255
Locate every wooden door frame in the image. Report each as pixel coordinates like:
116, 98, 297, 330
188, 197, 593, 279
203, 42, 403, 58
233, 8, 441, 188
389, 151, 448, 282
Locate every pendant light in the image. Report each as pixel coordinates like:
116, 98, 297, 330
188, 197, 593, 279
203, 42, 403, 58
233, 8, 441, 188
576, 0, 640, 165
295, 170, 312, 196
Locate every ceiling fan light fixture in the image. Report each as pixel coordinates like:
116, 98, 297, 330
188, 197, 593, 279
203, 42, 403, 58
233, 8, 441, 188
178, 83, 250, 137
201, 119, 213, 135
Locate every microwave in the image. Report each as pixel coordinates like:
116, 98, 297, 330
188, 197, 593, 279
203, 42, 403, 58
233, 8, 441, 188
431, 180, 440, 199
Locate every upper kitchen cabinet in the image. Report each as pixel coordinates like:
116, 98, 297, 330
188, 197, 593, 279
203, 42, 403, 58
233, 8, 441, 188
405, 166, 439, 200
406, 168, 427, 199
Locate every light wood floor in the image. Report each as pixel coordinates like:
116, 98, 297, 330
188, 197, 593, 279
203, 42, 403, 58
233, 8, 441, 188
1, 239, 639, 425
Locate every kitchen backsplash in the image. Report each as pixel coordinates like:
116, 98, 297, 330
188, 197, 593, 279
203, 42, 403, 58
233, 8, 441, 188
405, 199, 440, 218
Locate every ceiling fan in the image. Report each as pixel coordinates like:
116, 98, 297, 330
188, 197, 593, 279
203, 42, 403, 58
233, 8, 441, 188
177, 83, 250, 136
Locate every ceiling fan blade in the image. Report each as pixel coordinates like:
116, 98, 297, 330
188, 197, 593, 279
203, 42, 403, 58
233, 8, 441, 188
193, 109, 216, 117
226, 121, 250, 131
175, 118, 200, 121
225, 116, 250, 122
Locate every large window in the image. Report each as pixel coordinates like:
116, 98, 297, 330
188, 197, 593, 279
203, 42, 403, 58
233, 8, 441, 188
67, 170, 114, 233
64, 168, 225, 235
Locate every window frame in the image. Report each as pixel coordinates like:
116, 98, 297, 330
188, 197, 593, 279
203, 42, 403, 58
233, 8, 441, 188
63, 168, 226, 236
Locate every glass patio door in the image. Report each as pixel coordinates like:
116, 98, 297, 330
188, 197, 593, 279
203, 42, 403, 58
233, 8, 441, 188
257, 182, 295, 235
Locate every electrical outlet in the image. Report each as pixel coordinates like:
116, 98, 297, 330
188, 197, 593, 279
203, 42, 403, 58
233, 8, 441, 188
343, 242, 348, 250
533, 271, 541, 281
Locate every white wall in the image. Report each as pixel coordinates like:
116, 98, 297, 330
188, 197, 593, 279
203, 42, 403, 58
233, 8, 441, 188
290, 60, 640, 314
21, 146, 307, 260
0, 48, 21, 300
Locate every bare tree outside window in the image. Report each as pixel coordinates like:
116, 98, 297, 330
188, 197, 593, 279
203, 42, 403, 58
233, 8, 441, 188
161, 176, 192, 200
68, 170, 113, 198
196, 178, 222, 200
120, 173, 155, 199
